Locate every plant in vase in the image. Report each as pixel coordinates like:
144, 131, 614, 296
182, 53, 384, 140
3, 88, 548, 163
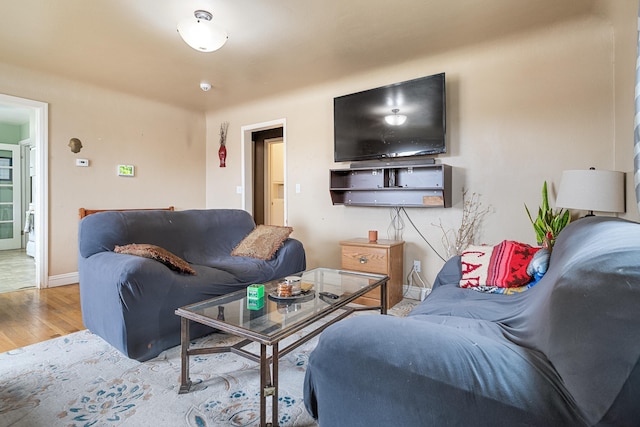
525, 181, 571, 250
218, 121, 229, 167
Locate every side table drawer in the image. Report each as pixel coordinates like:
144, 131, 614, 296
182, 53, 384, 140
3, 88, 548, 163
341, 246, 388, 274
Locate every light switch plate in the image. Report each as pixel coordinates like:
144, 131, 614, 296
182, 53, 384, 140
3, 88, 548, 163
75, 159, 89, 167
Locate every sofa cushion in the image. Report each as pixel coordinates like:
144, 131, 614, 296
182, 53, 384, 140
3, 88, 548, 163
231, 225, 293, 260
114, 243, 196, 275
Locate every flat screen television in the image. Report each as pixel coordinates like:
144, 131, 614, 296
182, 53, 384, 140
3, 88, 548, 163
333, 72, 446, 163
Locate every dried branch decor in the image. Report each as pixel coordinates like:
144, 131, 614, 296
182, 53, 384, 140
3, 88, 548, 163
218, 121, 229, 167
219, 121, 229, 146
435, 189, 491, 258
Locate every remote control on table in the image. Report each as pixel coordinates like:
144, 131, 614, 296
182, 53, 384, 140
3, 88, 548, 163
319, 291, 339, 299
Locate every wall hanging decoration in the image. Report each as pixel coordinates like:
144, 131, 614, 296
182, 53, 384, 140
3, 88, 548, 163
68, 138, 83, 153
219, 121, 229, 167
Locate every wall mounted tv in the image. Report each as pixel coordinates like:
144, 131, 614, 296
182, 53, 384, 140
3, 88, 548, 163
333, 72, 446, 163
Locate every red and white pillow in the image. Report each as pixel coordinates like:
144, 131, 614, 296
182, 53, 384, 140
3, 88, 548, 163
460, 241, 540, 289
459, 245, 493, 288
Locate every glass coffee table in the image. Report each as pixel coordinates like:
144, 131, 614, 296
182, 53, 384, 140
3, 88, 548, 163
175, 267, 388, 427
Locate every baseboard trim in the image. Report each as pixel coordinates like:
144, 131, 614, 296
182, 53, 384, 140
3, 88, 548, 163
47, 272, 79, 288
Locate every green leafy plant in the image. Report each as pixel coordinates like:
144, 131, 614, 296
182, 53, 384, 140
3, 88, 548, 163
525, 181, 571, 250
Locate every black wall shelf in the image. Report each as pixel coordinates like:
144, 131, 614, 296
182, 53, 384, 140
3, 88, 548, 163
329, 163, 452, 208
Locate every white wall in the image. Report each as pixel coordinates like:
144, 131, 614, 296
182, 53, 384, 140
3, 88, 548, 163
0, 62, 207, 278
206, 12, 638, 284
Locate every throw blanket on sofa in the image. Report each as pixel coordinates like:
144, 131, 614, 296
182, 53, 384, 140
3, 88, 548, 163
304, 217, 640, 426
79, 209, 306, 361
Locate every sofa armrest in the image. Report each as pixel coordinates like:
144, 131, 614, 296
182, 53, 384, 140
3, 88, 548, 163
270, 237, 306, 274
79, 252, 220, 360
432, 255, 461, 290
191, 237, 306, 284
304, 314, 580, 426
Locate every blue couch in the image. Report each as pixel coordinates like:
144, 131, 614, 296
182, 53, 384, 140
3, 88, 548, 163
78, 209, 306, 361
304, 216, 640, 426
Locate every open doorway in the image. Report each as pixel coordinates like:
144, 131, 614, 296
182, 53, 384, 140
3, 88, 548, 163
251, 128, 284, 226
0, 140, 32, 293
241, 119, 287, 226
0, 94, 48, 292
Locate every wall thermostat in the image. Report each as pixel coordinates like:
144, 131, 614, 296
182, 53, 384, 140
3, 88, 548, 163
118, 165, 135, 177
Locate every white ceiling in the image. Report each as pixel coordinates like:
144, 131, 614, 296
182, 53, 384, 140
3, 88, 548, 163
0, 0, 598, 119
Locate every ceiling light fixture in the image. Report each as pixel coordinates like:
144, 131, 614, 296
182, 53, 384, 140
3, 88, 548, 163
384, 108, 407, 126
177, 10, 228, 53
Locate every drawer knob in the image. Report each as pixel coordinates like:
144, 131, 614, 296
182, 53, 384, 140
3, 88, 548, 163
359, 257, 368, 264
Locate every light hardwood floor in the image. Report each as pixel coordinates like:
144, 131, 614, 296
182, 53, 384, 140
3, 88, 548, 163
0, 283, 84, 353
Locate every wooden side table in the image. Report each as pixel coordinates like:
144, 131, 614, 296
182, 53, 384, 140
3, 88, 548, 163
339, 238, 404, 308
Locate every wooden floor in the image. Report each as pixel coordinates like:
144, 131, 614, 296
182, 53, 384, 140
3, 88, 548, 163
0, 283, 85, 353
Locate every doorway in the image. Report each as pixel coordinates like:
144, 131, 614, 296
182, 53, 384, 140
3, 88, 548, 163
0, 94, 48, 291
265, 137, 284, 226
241, 119, 287, 226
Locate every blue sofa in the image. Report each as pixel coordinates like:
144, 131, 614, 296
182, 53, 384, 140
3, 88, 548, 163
78, 209, 306, 361
304, 216, 640, 426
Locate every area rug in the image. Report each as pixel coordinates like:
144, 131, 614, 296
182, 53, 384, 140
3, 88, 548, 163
0, 301, 417, 427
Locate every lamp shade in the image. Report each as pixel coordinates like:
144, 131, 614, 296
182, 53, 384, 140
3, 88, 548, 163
555, 169, 625, 213
177, 10, 228, 53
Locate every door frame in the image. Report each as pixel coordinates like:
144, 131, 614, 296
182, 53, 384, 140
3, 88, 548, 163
240, 119, 287, 225
19, 139, 33, 248
0, 94, 49, 288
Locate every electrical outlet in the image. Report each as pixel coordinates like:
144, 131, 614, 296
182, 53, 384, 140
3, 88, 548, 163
413, 260, 421, 273
402, 285, 431, 301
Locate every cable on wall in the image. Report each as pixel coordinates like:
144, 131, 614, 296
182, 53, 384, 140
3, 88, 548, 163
400, 207, 447, 262
388, 206, 404, 240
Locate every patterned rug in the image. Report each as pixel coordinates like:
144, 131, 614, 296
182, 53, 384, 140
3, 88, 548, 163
0, 300, 418, 427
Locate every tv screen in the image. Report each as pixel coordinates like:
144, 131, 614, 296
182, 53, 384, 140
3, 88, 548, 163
333, 73, 446, 163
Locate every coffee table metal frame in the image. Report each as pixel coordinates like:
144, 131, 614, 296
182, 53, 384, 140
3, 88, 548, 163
175, 267, 388, 427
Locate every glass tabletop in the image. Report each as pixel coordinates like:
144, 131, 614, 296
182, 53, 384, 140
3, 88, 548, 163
176, 267, 387, 343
